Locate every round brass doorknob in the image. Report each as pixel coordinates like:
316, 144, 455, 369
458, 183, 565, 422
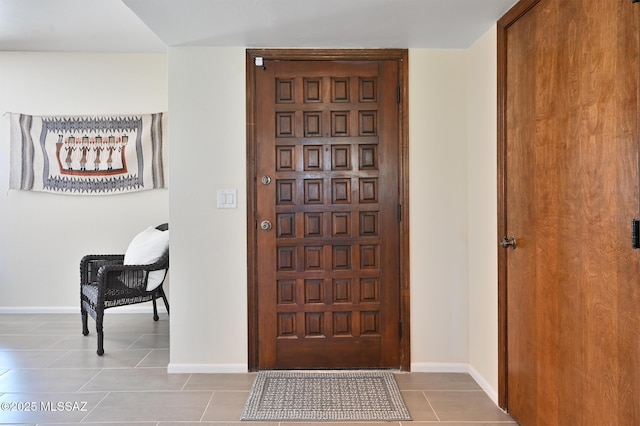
260, 220, 272, 231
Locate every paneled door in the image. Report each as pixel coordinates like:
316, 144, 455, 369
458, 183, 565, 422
247, 50, 407, 369
499, 0, 640, 424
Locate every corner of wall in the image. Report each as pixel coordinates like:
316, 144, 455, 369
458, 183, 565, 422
465, 24, 499, 400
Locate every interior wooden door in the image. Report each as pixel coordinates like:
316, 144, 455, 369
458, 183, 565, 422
249, 53, 404, 369
499, 0, 640, 424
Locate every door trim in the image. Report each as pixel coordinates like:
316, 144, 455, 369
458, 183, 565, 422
246, 48, 410, 371
497, 0, 544, 411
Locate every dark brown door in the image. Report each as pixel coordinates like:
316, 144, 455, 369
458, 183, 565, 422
499, 0, 640, 424
250, 54, 403, 369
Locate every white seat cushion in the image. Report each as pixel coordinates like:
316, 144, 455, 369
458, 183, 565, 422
124, 226, 169, 291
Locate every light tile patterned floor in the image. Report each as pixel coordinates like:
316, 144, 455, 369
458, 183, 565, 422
0, 313, 517, 425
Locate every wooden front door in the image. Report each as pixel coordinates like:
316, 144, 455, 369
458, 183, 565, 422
499, 0, 640, 423
247, 50, 408, 370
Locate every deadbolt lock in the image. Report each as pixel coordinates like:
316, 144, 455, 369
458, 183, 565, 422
260, 220, 272, 231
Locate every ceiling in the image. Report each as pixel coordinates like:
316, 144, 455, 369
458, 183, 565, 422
0, 0, 518, 53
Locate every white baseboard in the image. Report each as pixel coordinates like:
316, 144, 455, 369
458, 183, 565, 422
411, 362, 499, 406
468, 364, 499, 405
167, 363, 248, 374
410, 362, 469, 373
0, 306, 168, 314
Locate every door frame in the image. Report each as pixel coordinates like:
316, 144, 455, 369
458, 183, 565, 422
497, 0, 544, 411
246, 48, 410, 371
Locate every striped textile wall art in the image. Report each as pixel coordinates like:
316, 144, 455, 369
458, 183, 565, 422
9, 112, 167, 195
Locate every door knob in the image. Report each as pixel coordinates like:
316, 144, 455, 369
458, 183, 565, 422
261, 175, 272, 185
500, 236, 517, 249
260, 220, 272, 231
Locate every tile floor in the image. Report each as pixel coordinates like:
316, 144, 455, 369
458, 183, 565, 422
0, 313, 517, 425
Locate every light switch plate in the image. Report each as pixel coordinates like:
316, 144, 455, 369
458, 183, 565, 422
217, 189, 237, 209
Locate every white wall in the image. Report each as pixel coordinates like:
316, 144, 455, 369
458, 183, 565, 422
409, 49, 470, 369
0, 52, 169, 309
407, 35, 499, 399
466, 26, 499, 401
167, 48, 248, 370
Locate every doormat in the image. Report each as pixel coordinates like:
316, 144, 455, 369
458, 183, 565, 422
240, 370, 412, 422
